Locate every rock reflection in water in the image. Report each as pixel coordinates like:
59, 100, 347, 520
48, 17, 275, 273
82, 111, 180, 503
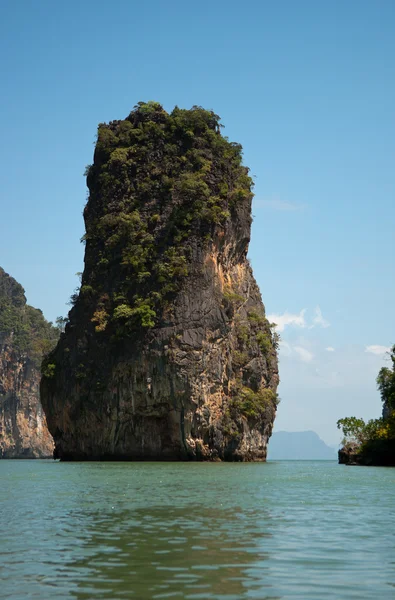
3, 461, 393, 599
67, 505, 273, 599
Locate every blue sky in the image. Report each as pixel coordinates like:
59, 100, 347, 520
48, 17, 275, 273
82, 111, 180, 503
1, 0, 394, 444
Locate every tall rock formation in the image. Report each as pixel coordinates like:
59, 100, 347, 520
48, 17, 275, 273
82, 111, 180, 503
0, 267, 56, 458
41, 102, 279, 461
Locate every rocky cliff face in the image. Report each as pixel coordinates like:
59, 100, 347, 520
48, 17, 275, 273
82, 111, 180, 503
0, 268, 55, 458
338, 441, 395, 466
41, 102, 279, 461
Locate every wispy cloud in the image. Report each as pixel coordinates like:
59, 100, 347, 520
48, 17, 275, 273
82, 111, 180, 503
267, 309, 306, 332
278, 341, 314, 362
268, 306, 329, 332
279, 340, 293, 356
274, 342, 393, 446
325, 347, 335, 352
310, 306, 330, 329
254, 198, 306, 211
294, 346, 314, 363
365, 345, 390, 356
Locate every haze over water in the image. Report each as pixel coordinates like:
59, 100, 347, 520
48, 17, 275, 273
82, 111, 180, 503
1, 460, 394, 599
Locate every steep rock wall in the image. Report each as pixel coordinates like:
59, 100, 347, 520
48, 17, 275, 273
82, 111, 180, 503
0, 340, 53, 457
0, 268, 55, 458
41, 103, 279, 461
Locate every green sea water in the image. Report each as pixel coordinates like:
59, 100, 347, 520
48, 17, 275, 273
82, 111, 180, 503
1, 460, 394, 599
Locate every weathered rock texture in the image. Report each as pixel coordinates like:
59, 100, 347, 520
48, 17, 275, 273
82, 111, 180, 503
338, 441, 395, 466
0, 268, 55, 458
338, 443, 363, 466
41, 102, 279, 461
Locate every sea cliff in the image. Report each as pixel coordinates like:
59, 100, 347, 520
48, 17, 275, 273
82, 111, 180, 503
41, 102, 279, 461
0, 267, 55, 458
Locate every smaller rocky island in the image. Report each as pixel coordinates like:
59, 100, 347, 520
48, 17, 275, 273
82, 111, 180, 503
0, 267, 57, 458
338, 344, 395, 466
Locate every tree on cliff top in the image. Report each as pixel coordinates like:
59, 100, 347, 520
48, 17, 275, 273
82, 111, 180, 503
0, 267, 58, 367
377, 345, 395, 413
337, 345, 395, 461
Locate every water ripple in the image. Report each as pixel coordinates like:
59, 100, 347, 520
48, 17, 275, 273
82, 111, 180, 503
0, 460, 394, 599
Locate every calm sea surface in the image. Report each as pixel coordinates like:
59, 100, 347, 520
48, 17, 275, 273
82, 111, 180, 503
1, 460, 394, 599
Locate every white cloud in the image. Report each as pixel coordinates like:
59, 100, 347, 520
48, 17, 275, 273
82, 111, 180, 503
254, 198, 306, 211
278, 340, 314, 363
326, 347, 335, 352
268, 306, 329, 332
365, 345, 390, 356
310, 306, 330, 329
275, 342, 393, 445
267, 309, 306, 332
294, 346, 314, 363
279, 340, 292, 356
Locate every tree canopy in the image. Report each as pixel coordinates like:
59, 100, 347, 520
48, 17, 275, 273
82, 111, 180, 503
377, 345, 395, 413
337, 345, 395, 462
0, 267, 58, 368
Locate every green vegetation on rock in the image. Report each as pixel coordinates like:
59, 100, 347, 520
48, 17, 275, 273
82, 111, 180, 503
256, 331, 272, 355
337, 345, 395, 465
41, 102, 279, 462
78, 102, 253, 337
0, 267, 58, 368
377, 352, 395, 414
231, 386, 278, 419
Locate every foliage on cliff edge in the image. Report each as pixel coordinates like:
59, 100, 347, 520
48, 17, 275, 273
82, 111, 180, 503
337, 345, 395, 465
0, 267, 58, 368
76, 101, 254, 334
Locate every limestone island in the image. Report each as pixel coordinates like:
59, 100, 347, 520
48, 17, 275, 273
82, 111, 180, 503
41, 102, 279, 461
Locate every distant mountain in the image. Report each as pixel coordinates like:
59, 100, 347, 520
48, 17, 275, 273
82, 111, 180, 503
267, 430, 337, 460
